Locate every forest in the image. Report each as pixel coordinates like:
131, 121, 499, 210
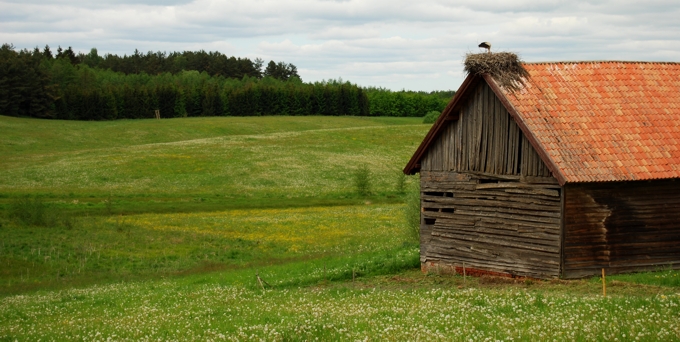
0, 44, 452, 120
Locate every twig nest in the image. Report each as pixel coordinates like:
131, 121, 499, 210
464, 52, 530, 93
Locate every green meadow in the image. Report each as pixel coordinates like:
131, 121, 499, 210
1, 115, 679, 341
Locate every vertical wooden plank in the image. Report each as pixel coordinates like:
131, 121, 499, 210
461, 102, 467, 171
512, 128, 518, 174
446, 124, 450, 171
488, 83, 496, 174
533, 153, 539, 176
528, 144, 534, 176
461, 103, 468, 171
506, 119, 514, 174
519, 134, 525, 176
454, 118, 459, 171
479, 85, 489, 173
457, 109, 463, 171
440, 132, 445, 171
471, 86, 480, 171
532, 138, 537, 175
526, 145, 532, 176
446, 124, 451, 171
497, 87, 503, 173
498, 96, 507, 175
463, 102, 474, 171
488, 84, 494, 173
433, 133, 441, 171
489, 89, 497, 174
533, 145, 540, 176
439, 131, 445, 171
465, 90, 472, 171
475, 85, 484, 171
510, 122, 519, 174
431, 137, 436, 171
521, 134, 529, 176
445, 122, 451, 171
470, 88, 474, 171
492, 88, 500, 174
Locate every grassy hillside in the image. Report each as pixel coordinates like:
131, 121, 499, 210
1, 115, 679, 341
0, 115, 427, 295
0, 115, 424, 198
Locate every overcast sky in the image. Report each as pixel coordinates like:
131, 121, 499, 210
1, 0, 679, 91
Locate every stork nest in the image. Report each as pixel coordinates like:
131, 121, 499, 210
464, 52, 530, 93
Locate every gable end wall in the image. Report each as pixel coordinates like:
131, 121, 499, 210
419, 81, 562, 279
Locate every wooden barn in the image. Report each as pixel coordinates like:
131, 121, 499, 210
404, 57, 680, 279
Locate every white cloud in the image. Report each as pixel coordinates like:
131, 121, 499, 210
1, 0, 679, 91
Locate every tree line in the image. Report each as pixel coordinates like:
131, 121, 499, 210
37, 44, 299, 80
364, 87, 454, 117
0, 44, 451, 120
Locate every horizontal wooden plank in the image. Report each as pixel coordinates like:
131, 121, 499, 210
432, 231, 560, 253
428, 245, 560, 270
505, 187, 560, 197
423, 196, 561, 212
421, 171, 472, 182
465, 171, 521, 181
426, 248, 560, 277
476, 182, 561, 190
432, 226, 561, 248
520, 175, 560, 185
433, 223, 559, 242
421, 201, 562, 219
452, 192, 562, 207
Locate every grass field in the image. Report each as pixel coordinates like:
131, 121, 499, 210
1, 115, 680, 341
0, 115, 424, 199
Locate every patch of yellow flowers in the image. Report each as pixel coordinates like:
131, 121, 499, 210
106, 204, 406, 254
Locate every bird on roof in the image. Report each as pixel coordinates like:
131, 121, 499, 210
478, 42, 491, 53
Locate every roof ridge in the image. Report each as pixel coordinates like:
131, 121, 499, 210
523, 60, 680, 65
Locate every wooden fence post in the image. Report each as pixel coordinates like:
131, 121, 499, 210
602, 268, 606, 297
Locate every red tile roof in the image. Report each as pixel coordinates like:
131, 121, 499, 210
500, 61, 680, 183
404, 61, 680, 184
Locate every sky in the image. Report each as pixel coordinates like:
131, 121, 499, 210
1, 0, 679, 91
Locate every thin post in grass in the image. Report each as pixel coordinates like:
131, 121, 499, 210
463, 262, 466, 287
256, 271, 265, 291
602, 268, 606, 297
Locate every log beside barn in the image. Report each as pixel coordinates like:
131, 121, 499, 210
405, 57, 680, 279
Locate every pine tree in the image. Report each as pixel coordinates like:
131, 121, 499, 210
43, 45, 53, 59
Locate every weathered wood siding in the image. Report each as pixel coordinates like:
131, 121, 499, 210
421, 81, 551, 177
420, 171, 561, 278
419, 81, 562, 278
563, 180, 680, 278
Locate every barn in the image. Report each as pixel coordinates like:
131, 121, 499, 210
404, 55, 680, 279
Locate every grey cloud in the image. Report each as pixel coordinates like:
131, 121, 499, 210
1, 0, 680, 91
0, 0, 194, 6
